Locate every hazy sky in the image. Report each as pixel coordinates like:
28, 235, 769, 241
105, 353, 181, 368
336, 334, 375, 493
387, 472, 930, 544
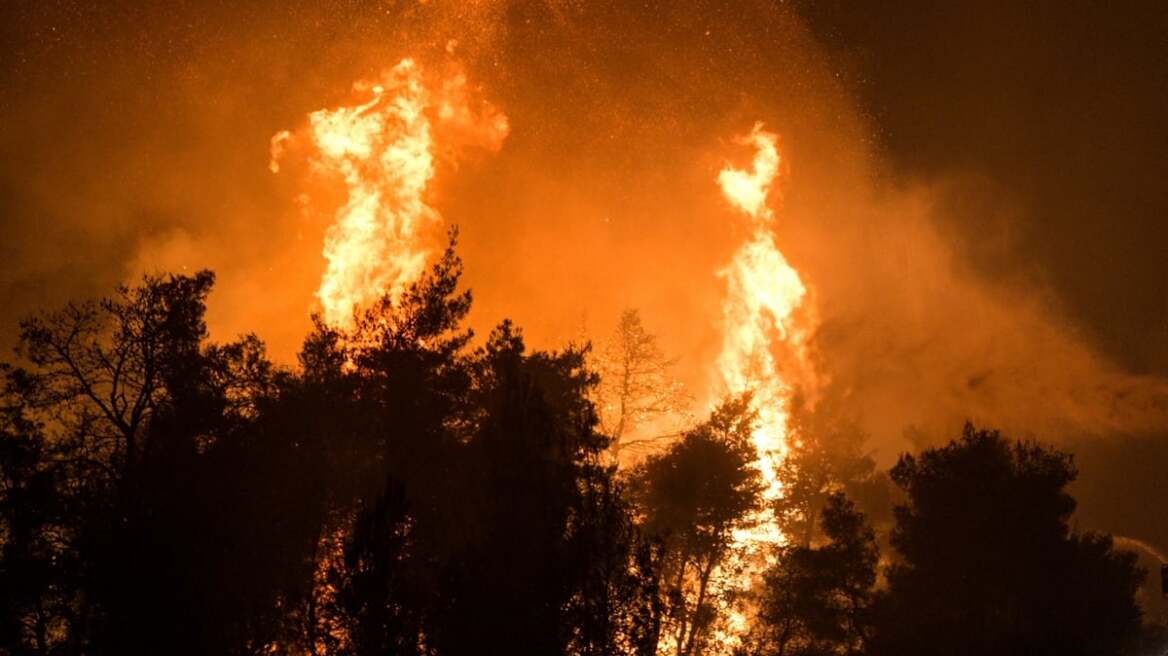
799, 0, 1168, 376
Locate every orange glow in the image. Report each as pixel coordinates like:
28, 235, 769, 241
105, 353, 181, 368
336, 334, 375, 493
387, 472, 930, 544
717, 123, 780, 221
272, 58, 508, 329
712, 124, 818, 644
717, 122, 810, 525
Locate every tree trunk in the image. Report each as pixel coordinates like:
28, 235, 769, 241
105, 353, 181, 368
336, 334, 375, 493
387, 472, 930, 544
680, 555, 716, 656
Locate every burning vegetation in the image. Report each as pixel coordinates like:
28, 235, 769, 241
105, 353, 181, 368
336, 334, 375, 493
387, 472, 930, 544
1, 226, 1157, 656
271, 58, 508, 329
265, 58, 829, 649
2, 2, 1168, 656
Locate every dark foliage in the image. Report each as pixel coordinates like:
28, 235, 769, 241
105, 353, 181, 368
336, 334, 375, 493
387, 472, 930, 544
748, 492, 877, 656
871, 423, 1147, 656
776, 390, 890, 549
629, 396, 763, 656
0, 239, 1155, 656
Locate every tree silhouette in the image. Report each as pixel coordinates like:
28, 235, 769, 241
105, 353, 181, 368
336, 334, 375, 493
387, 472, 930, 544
0, 269, 323, 655
775, 390, 887, 549
0, 388, 70, 655
2, 236, 1160, 656
435, 322, 604, 652
290, 234, 481, 654
748, 492, 878, 656
286, 235, 659, 655
871, 423, 1146, 656
322, 481, 419, 656
630, 396, 762, 656
16, 271, 217, 477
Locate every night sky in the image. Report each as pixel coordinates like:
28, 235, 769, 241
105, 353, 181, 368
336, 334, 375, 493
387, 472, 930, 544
800, 0, 1168, 375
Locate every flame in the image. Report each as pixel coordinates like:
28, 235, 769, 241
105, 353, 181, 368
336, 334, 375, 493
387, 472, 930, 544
717, 125, 780, 221
718, 122, 809, 518
712, 123, 817, 643
272, 58, 508, 328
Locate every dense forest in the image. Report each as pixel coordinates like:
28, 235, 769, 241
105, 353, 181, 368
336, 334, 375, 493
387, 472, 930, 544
1, 237, 1163, 656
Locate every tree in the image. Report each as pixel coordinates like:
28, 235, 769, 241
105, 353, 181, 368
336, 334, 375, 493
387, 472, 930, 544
322, 481, 420, 656
631, 396, 763, 656
0, 389, 72, 656
1, 270, 313, 655
296, 234, 479, 655
433, 320, 624, 654
871, 423, 1146, 656
592, 309, 691, 463
16, 270, 218, 478
298, 235, 658, 655
774, 390, 886, 549
748, 492, 878, 656
559, 422, 662, 656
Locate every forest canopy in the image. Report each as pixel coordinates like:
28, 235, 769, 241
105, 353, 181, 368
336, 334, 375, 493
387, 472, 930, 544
0, 239, 1161, 656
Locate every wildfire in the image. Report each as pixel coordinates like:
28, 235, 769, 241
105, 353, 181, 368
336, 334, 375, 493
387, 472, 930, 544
712, 124, 817, 643
276, 65, 813, 649
717, 122, 810, 525
271, 58, 508, 328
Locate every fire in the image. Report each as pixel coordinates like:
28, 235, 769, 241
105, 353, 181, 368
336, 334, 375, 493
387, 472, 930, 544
277, 69, 811, 647
272, 58, 508, 328
717, 122, 809, 523
717, 125, 780, 220
712, 124, 817, 642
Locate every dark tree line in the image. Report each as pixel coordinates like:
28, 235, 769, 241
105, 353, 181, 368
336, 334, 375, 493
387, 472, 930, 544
0, 237, 1162, 656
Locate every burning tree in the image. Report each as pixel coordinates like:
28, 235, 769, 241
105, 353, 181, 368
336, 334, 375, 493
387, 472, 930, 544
286, 238, 663, 655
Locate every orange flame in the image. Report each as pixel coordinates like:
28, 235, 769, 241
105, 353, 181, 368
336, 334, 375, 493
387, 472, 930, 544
711, 124, 817, 644
717, 123, 809, 520
272, 58, 508, 328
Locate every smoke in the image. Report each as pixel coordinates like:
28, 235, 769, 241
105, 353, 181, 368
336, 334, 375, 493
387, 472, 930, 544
2, 0, 1165, 463
785, 180, 1168, 456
